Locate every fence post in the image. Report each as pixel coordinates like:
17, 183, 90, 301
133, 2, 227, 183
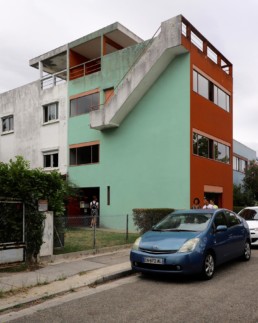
93, 222, 96, 249
126, 214, 129, 242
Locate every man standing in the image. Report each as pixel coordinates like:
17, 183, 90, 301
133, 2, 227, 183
202, 197, 213, 209
90, 196, 99, 227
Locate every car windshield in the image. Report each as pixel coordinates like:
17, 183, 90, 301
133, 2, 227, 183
153, 212, 212, 232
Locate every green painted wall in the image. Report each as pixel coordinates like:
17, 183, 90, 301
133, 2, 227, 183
68, 53, 190, 230
68, 42, 147, 100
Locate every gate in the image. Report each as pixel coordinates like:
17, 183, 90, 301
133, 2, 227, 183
0, 199, 26, 264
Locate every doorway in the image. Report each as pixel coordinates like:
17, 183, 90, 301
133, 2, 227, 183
204, 193, 222, 208
66, 187, 100, 226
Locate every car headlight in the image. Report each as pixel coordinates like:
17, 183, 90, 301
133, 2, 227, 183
178, 238, 200, 253
132, 237, 142, 250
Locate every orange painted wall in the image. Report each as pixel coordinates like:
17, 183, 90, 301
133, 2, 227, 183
182, 36, 233, 209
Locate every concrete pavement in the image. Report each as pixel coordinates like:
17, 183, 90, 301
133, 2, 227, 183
0, 246, 132, 314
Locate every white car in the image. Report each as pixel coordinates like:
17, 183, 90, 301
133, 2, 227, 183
238, 207, 258, 244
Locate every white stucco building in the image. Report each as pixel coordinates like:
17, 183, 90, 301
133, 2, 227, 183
0, 65, 68, 174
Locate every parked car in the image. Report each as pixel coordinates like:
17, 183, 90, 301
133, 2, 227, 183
238, 207, 258, 245
130, 209, 251, 280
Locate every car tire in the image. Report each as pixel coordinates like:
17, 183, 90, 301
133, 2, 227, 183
201, 252, 215, 280
242, 241, 251, 261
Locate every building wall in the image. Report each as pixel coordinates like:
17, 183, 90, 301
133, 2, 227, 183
0, 81, 67, 174
188, 39, 233, 209
68, 42, 147, 100
233, 139, 256, 186
68, 54, 190, 229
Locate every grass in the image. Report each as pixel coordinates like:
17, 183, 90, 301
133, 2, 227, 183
54, 227, 139, 254
0, 263, 28, 273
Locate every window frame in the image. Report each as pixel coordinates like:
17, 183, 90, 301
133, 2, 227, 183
193, 69, 230, 112
70, 91, 100, 117
43, 151, 59, 169
233, 155, 248, 173
69, 141, 100, 166
193, 131, 230, 164
43, 102, 59, 123
2, 115, 14, 133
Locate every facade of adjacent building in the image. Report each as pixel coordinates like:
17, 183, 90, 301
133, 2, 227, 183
0, 15, 247, 229
233, 140, 256, 186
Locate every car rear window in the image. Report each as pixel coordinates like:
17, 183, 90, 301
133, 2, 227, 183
239, 209, 258, 220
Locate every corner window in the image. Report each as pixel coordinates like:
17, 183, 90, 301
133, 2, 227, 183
193, 70, 230, 112
43, 152, 59, 168
69, 142, 99, 165
43, 102, 58, 123
70, 92, 99, 117
2, 115, 14, 133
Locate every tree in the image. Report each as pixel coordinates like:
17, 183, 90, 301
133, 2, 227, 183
233, 184, 255, 207
0, 156, 75, 264
243, 160, 258, 201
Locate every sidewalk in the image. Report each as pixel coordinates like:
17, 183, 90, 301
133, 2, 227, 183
0, 246, 132, 313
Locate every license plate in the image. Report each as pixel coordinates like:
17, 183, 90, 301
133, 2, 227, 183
144, 257, 164, 264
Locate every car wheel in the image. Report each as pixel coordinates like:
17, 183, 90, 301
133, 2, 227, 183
242, 241, 251, 261
201, 252, 215, 280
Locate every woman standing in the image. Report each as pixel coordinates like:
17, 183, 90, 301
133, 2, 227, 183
192, 197, 201, 209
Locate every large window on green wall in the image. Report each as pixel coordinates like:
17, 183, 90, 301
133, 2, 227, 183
70, 142, 99, 165
70, 92, 99, 117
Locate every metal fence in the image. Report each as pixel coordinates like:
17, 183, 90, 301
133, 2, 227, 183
0, 200, 26, 263
53, 215, 139, 254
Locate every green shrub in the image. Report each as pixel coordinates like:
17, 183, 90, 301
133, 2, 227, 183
133, 208, 174, 234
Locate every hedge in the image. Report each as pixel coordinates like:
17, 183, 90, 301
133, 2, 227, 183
133, 208, 174, 234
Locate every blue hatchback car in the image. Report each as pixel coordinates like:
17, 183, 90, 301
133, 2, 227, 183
130, 209, 251, 279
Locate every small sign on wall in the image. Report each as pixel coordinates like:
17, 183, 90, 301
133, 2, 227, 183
38, 200, 48, 212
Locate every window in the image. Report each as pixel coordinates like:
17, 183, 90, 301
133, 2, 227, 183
2, 115, 14, 132
107, 186, 110, 205
214, 212, 227, 228
193, 132, 230, 164
70, 143, 99, 165
239, 159, 247, 172
43, 102, 58, 123
215, 142, 230, 163
43, 152, 59, 168
239, 209, 258, 220
193, 70, 230, 112
225, 211, 241, 227
233, 156, 247, 173
233, 156, 238, 171
70, 92, 99, 117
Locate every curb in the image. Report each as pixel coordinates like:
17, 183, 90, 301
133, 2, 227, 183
40, 244, 133, 264
0, 263, 132, 314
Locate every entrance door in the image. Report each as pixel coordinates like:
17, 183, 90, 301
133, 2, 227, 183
66, 187, 100, 226
204, 193, 222, 208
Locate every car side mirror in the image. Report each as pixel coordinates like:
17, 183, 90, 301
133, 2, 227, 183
216, 225, 227, 232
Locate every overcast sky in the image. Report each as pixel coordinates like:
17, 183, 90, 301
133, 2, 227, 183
1, 0, 258, 154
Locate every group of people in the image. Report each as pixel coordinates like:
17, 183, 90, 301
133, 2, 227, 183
192, 197, 218, 209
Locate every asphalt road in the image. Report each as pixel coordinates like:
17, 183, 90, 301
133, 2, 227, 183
3, 247, 258, 323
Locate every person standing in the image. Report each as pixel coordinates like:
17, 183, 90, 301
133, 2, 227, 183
210, 199, 218, 209
202, 197, 213, 209
192, 197, 201, 209
90, 196, 99, 228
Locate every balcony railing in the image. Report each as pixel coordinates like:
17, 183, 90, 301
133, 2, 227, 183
41, 69, 67, 90
69, 57, 101, 80
181, 16, 232, 76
